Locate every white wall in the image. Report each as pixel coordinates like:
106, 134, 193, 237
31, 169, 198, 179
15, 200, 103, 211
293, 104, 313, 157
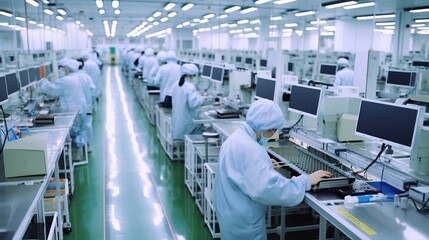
197, 31, 229, 50
0, 30, 20, 51
335, 19, 374, 53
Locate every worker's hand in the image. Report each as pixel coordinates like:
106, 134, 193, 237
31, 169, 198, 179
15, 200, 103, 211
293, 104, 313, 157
308, 170, 332, 185
271, 159, 281, 170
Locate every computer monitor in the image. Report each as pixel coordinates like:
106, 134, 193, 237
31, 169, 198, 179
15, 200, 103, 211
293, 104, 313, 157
288, 84, 322, 118
202, 65, 212, 78
221, 55, 225, 61
287, 62, 294, 72
5, 72, 20, 96
255, 77, 276, 101
319, 64, 337, 76
19, 69, 30, 88
245, 57, 253, 64
260, 59, 267, 68
34, 67, 41, 81
412, 61, 429, 68
29, 67, 37, 83
211, 66, 224, 83
49, 63, 53, 75
236, 56, 242, 63
202, 53, 206, 58
386, 70, 417, 88
0, 76, 8, 105
355, 99, 419, 150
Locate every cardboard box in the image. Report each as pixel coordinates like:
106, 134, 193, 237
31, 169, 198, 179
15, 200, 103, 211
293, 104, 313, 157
3, 132, 49, 178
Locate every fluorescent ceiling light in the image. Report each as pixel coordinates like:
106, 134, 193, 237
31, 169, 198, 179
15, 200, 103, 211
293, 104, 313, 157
295, 11, 315, 17
0, 10, 13, 17
415, 18, 429, 23
229, 30, 236, 34
44, 9, 54, 15
147, 17, 154, 22
411, 24, 425, 27
57, 9, 67, 15
237, 19, 249, 24
45, 25, 51, 29
153, 21, 159, 26
270, 16, 282, 21
37, 23, 44, 27
15, 17, 26, 21
28, 20, 37, 24
168, 12, 177, 17
212, 25, 220, 30
323, 25, 336, 31
56, 15, 64, 21
375, 21, 395, 26
417, 26, 429, 30
51, 27, 57, 32
236, 29, 243, 33
255, 0, 271, 4
99, 9, 105, 14
182, 3, 194, 11
199, 19, 209, 23
241, 7, 258, 14
204, 13, 215, 19
409, 7, 429, 13
305, 27, 318, 31
0, 22, 9, 26
344, 2, 375, 9
243, 27, 252, 32
112, 0, 119, 8
114, 9, 121, 14
274, 0, 296, 4
417, 30, 429, 34
323, 1, 357, 9
220, 23, 229, 28
282, 28, 293, 32
320, 31, 334, 36
225, 6, 241, 13
25, 0, 40, 7
96, 0, 103, 8
310, 20, 327, 25
164, 3, 175, 11
269, 25, 277, 28
182, 21, 190, 26
219, 14, 228, 19
250, 19, 260, 24
80, 23, 84, 27
356, 14, 395, 20
176, 24, 183, 28
229, 23, 238, 28
193, 18, 200, 22
153, 11, 162, 17
384, 26, 395, 29
254, 26, 260, 30
284, 23, 298, 27
160, 17, 168, 22
75, 20, 81, 24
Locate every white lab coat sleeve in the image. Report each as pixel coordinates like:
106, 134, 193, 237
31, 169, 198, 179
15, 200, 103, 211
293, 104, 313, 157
334, 73, 341, 87
186, 85, 203, 110
239, 151, 311, 207
153, 67, 163, 86
40, 78, 65, 97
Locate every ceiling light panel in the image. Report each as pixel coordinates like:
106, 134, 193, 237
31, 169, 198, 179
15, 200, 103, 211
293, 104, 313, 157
241, 7, 258, 14
344, 2, 375, 9
323, 1, 357, 9
274, 0, 296, 5
182, 3, 194, 11
225, 6, 241, 13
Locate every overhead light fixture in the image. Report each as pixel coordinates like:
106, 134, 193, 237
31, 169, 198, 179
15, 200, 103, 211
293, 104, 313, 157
322, 0, 357, 9
344, 2, 375, 9
310, 20, 327, 24
240, 7, 258, 14
250, 19, 260, 24
417, 30, 429, 35
153, 21, 159, 26
220, 23, 229, 28
323, 25, 336, 31
57, 9, 67, 15
411, 24, 425, 27
181, 3, 195, 11
212, 25, 220, 30
176, 24, 183, 28
0, 22, 9, 26
417, 27, 429, 30
96, 0, 103, 8
270, 16, 283, 21
160, 17, 168, 22
243, 27, 252, 32
0, 10, 13, 17
112, 0, 119, 8
254, 26, 260, 30
384, 26, 395, 29
153, 11, 162, 18
274, 0, 296, 4
407, 6, 429, 13
28, 20, 37, 24
284, 23, 298, 27
229, 23, 238, 28
182, 21, 190, 26
269, 25, 277, 28
45, 25, 51, 29
282, 28, 293, 32
199, 19, 209, 23
356, 14, 395, 20
305, 26, 318, 31
164, 2, 175, 11
375, 21, 395, 26
44, 9, 54, 15
225, 6, 241, 13
80, 23, 84, 27
320, 31, 334, 36
99, 9, 105, 14
15, 17, 26, 21
415, 18, 429, 23
114, 9, 120, 14
204, 13, 215, 19
168, 12, 177, 18
56, 15, 64, 21
75, 20, 81, 24
193, 18, 200, 22
51, 27, 57, 32
255, 0, 271, 4
219, 14, 228, 19
237, 19, 250, 24
147, 17, 154, 22
295, 11, 316, 17
25, 0, 40, 7
37, 23, 44, 27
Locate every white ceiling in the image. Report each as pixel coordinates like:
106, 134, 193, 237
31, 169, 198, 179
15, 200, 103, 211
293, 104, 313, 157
0, 0, 428, 37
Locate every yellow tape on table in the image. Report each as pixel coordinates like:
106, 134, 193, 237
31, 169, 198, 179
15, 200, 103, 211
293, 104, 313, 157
336, 208, 377, 236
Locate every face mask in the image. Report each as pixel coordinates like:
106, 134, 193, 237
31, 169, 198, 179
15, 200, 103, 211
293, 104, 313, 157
59, 70, 66, 78
258, 129, 274, 146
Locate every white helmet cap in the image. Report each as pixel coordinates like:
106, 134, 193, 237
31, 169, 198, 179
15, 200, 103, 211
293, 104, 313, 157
59, 58, 80, 72
337, 58, 349, 67
165, 50, 177, 61
181, 63, 199, 75
157, 51, 167, 62
145, 48, 154, 56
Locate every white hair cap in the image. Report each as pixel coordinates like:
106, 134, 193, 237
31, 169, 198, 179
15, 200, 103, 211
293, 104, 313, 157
145, 48, 154, 56
181, 64, 199, 75
246, 99, 284, 132
59, 58, 80, 72
165, 50, 177, 61
337, 58, 349, 67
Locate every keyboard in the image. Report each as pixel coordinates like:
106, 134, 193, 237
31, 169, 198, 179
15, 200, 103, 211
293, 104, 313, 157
269, 146, 355, 190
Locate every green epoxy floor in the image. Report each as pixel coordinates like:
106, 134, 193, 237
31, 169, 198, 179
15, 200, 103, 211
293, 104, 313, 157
65, 66, 211, 240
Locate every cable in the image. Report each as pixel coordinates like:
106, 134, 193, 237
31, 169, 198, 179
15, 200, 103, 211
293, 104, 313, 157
380, 165, 385, 194
0, 105, 9, 154
354, 143, 387, 175
409, 197, 429, 213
